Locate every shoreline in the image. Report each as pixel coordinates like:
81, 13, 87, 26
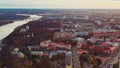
0, 21, 14, 26
0, 15, 42, 45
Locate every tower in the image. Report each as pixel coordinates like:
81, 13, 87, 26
60, 22, 64, 33
118, 56, 120, 68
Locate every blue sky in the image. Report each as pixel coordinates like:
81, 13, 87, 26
1, 0, 120, 9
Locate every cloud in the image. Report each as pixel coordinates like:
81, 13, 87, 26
0, 0, 120, 9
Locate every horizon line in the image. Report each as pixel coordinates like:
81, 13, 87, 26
1, 8, 120, 10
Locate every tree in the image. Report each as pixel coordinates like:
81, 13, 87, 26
96, 58, 102, 66
88, 56, 94, 64
33, 56, 55, 68
0, 61, 2, 68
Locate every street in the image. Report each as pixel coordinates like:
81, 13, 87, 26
72, 46, 81, 68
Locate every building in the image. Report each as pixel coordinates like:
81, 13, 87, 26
12, 48, 25, 58
54, 21, 75, 39
31, 51, 43, 56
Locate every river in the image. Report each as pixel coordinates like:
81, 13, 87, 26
0, 14, 42, 41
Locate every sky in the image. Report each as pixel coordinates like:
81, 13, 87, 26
1, 0, 120, 9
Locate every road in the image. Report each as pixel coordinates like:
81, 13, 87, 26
72, 46, 81, 68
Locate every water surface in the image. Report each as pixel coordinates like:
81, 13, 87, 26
0, 15, 42, 40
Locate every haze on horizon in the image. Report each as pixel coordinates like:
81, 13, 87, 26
1, 0, 120, 9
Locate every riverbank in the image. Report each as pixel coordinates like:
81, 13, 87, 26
2, 19, 55, 46
0, 13, 29, 21
0, 13, 30, 26
0, 15, 41, 40
0, 21, 13, 26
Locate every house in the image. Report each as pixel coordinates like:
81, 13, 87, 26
31, 51, 44, 56
49, 42, 71, 50
12, 48, 25, 58
40, 40, 51, 47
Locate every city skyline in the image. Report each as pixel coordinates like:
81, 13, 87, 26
1, 0, 120, 9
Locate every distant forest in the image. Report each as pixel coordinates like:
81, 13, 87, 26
0, 13, 29, 21
0, 9, 59, 21
0, 9, 59, 14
